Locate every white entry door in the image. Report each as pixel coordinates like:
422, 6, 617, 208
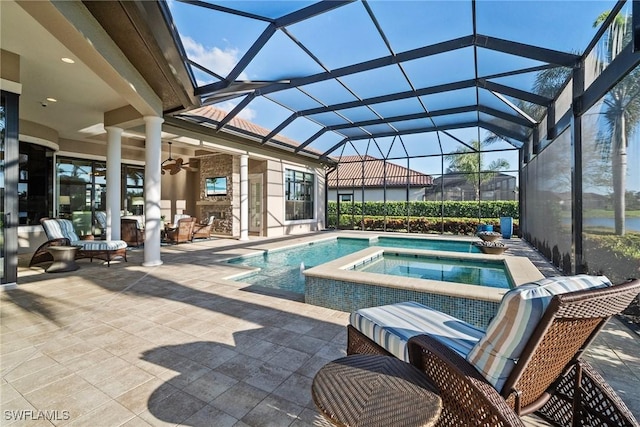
249, 174, 263, 235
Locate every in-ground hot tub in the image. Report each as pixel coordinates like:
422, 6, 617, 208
303, 247, 543, 328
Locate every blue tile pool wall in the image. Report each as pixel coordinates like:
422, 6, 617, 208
305, 277, 500, 329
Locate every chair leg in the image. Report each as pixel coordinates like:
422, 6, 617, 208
536, 361, 638, 427
571, 363, 583, 427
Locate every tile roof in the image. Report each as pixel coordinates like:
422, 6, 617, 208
328, 155, 433, 188
178, 106, 324, 157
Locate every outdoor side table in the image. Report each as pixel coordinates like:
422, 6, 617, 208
46, 246, 80, 273
312, 354, 442, 427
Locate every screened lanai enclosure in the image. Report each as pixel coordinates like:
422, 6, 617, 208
161, 0, 640, 283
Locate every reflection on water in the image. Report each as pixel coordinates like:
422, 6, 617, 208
355, 255, 511, 289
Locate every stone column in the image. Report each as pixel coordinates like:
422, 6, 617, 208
143, 115, 164, 266
240, 154, 249, 240
105, 126, 122, 240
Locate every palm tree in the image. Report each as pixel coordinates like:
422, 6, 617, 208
444, 139, 510, 201
592, 12, 640, 235
529, 11, 640, 235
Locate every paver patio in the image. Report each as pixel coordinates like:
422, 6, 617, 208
2, 232, 638, 426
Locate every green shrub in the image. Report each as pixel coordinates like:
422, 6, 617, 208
328, 200, 518, 219
327, 215, 519, 236
583, 232, 640, 283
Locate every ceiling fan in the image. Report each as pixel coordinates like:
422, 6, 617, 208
161, 142, 191, 175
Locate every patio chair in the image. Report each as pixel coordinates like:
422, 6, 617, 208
192, 215, 214, 240
94, 211, 107, 238
165, 217, 195, 244
347, 275, 640, 426
121, 218, 145, 247
29, 218, 128, 267
172, 214, 191, 226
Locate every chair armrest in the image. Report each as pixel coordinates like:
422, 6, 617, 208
408, 334, 524, 426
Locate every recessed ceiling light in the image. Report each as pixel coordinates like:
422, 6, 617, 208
46, 97, 57, 103
61, 57, 75, 64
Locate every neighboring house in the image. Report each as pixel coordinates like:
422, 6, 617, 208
327, 155, 433, 202
425, 172, 517, 201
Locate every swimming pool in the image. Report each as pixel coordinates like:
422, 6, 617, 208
226, 236, 481, 294
354, 253, 512, 289
303, 246, 544, 328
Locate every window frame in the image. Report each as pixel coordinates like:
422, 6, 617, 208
283, 166, 316, 223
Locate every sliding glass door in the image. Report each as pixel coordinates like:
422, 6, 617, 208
1, 90, 19, 285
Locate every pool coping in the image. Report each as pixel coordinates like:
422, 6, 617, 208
303, 246, 544, 303
221, 232, 481, 266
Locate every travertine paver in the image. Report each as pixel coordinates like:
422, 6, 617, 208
1, 232, 638, 426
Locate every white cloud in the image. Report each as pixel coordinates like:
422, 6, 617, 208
181, 35, 248, 81
217, 101, 256, 121
179, 34, 257, 122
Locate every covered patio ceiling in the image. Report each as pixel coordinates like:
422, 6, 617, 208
158, 0, 627, 162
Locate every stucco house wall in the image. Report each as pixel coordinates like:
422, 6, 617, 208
327, 186, 428, 202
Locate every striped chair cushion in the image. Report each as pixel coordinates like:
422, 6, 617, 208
74, 240, 127, 251
42, 219, 79, 241
466, 274, 612, 392
95, 211, 107, 229
350, 301, 486, 362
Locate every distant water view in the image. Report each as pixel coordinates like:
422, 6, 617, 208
583, 217, 640, 232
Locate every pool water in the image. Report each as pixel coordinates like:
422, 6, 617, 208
227, 236, 480, 293
354, 254, 511, 289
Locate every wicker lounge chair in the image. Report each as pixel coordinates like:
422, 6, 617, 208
29, 218, 128, 267
347, 276, 640, 426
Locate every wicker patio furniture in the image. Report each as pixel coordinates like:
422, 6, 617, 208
347, 276, 640, 427
312, 354, 443, 427
165, 217, 195, 244
94, 211, 107, 238
121, 218, 145, 247
29, 218, 128, 267
192, 215, 215, 240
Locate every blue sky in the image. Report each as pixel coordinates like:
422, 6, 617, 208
166, 1, 638, 192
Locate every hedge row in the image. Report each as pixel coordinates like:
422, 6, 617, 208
328, 200, 519, 219
328, 215, 520, 235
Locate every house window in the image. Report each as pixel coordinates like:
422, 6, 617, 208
18, 142, 53, 225
285, 169, 314, 220
57, 157, 144, 235
123, 165, 145, 215
57, 158, 103, 236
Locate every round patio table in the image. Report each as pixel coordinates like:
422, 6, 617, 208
46, 246, 80, 273
312, 354, 442, 427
